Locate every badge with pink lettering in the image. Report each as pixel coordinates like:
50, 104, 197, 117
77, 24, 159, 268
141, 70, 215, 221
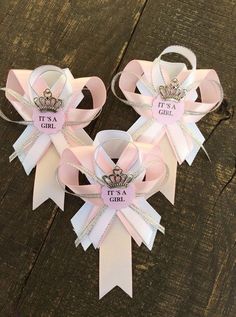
101, 184, 135, 209
32, 87, 65, 134
32, 109, 65, 134
101, 165, 135, 209
152, 96, 184, 124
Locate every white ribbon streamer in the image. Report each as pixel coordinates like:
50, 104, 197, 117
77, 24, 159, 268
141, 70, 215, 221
99, 217, 132, 298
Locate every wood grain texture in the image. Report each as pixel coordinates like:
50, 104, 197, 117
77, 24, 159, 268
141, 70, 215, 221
0, 0, 146, 316
0, 0, 235, 316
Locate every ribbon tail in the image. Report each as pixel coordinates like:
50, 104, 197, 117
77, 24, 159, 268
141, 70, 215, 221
181, 122, 206, 165
71, 202, 97, 250
158, 135, 177, 204
33, 145, 65, 210
11, 126, 39, 173
99, 217, 132, 299
166, 123, 190, 164
18, 133, 51, 175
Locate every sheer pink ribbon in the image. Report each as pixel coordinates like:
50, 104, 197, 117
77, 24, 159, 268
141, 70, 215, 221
0, 65, 106, 209
112, 46, 223, 203
58, 130, 167, 298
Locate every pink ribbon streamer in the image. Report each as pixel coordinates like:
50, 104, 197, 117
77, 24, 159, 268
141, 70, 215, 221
58, 130, 167, 298
1, 65, 106, 210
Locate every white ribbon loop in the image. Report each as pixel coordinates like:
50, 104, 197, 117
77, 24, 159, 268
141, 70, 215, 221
152, 45, 197, 89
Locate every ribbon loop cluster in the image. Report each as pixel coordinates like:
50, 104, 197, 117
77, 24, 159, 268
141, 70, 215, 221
58, 130, 167, 298
0, 65, 106, 209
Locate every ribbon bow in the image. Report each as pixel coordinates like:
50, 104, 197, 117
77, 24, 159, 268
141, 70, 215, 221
0, 65, 106, 209
58, 130, 167, 298
112, 46, 223, 203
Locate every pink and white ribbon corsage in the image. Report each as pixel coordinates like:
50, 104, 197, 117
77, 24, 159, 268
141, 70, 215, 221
112, 45, 223, 204
0, 65, 106, 209
58, 130, 167, 298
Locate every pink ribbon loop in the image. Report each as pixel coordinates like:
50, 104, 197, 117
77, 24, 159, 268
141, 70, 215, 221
0, 65, 106, 209
58, 130, 166, 298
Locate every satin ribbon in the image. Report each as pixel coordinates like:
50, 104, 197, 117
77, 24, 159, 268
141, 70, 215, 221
112, 46, 223, 204
58, 130, 167, 298
0, 65, 106, 209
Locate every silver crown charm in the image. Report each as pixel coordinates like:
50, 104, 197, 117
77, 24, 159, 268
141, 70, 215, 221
34, 89, 63, 112
159, 78, 186, 102
102, 166, 133, 188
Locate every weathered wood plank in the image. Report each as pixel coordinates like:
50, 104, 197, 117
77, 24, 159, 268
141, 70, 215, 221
1, 0, 236, 316
0, 0, 147, 316
15, 0, 236, 316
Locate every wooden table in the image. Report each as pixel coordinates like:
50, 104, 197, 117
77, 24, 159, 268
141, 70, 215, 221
0, 1, 235, 316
